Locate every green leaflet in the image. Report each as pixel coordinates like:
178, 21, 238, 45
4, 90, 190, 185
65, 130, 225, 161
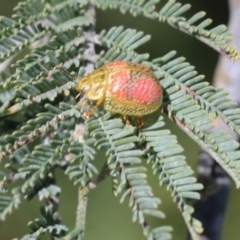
140, 116, 203, 240
0, 191, 22, 222
87, 112, 172, 239
0, 102, 80, 159
95, 0, 239, 60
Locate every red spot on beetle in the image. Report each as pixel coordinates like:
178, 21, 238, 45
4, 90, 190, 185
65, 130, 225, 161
109, 70, 130, 100
129, 77, 161, 104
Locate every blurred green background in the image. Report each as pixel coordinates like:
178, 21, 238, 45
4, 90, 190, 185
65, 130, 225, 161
1, 0, 240, 239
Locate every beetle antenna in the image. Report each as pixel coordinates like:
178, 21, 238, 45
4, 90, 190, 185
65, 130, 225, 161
75, 92, 82, 99
56, 66, 77, 80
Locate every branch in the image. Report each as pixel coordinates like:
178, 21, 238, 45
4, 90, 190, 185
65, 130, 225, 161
76, 187, 88, 239
73, 2, 97, 239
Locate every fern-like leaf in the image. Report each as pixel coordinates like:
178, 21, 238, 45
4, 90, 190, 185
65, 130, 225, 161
87, 112, 172, 239
140, 116, 203, 239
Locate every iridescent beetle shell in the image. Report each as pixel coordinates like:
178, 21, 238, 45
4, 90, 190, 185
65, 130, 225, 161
76, 61, 162, 116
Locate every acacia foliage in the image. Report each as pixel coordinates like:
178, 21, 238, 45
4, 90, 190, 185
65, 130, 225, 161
0, 0, 239, 239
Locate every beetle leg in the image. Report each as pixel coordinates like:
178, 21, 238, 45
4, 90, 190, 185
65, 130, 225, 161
84, 97, 105, 118
136, 116, 144, 128
123, 115, 131, 125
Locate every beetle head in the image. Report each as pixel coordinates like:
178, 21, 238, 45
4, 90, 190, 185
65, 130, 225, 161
76, 76, 105, 100
76, 76, 91, 92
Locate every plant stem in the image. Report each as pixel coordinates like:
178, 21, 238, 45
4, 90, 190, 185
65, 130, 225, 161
76, 187, 89, 239
74, 2, 96, 239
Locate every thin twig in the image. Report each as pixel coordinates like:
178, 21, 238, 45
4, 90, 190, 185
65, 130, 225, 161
73, 1, 96, 239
